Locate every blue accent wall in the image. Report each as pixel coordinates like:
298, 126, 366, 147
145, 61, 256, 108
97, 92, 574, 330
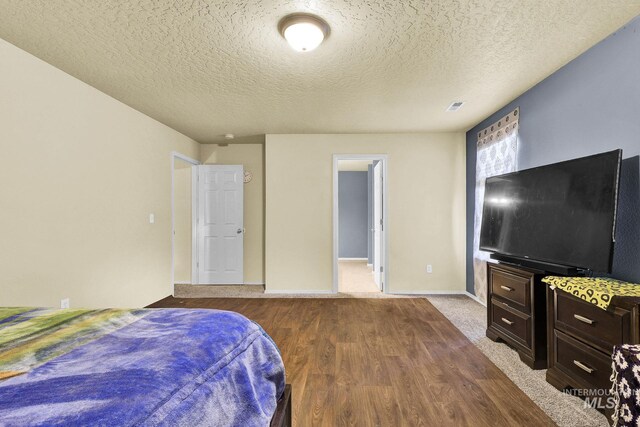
466, 16, 640, 294
339, 171, 369, 258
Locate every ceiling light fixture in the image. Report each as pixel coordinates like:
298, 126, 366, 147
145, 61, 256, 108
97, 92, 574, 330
278, 13, 329, 52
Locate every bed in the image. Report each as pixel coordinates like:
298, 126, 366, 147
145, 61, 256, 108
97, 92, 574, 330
0, 307, 290, 426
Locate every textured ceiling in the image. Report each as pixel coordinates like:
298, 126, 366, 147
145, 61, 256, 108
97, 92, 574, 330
1, 1, 639, 143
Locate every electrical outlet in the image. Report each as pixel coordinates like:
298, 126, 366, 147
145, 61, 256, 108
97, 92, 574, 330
427, 265, 433, 274
60, 298, 70, 309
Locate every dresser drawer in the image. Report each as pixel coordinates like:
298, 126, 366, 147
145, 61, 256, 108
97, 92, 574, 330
490, 267, 530, 311
554, 329, 612, 391
555, 290, 630, 354
490, 298, 531, 348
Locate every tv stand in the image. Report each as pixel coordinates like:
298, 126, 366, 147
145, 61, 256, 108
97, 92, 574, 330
486, 262, 548, 369
489, 253, 581, 276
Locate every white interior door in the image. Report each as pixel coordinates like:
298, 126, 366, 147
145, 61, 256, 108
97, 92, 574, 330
373, 161, 382, 288
195, 165, 244, 285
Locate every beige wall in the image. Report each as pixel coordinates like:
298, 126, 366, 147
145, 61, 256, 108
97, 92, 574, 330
265, 134, 466, 293
173, 160, 192, 284
0, 38, 199, 308
200, 141, 265, 283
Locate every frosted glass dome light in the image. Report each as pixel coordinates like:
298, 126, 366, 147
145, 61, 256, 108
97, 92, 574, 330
284, 22, 324, 52
279, 14, 329, 52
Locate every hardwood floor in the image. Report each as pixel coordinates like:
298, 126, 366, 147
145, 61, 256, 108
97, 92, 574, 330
148, 297, 555, 426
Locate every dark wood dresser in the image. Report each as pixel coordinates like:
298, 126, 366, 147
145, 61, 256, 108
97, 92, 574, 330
546, 289, 640, 397
486, 262, 548, 369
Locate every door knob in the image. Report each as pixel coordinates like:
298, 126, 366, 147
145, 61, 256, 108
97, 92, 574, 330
237, 228, 243, 234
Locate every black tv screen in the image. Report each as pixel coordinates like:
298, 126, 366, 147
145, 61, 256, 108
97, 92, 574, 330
479, 149, 622, 273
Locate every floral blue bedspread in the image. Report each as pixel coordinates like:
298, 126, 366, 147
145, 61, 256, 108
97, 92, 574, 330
0, 308, 285, 426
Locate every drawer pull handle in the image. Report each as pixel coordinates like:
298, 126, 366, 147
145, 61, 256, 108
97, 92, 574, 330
573, 314, 594, 325
500, 285, 513, 292
501, 317, 514, 326
573, 360, 595, 374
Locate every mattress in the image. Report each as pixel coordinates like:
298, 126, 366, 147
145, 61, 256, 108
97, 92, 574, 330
0, 307, 285, 426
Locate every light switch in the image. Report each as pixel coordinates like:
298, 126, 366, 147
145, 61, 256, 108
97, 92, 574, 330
149, 213, 155, 224
427, 265, 433, 274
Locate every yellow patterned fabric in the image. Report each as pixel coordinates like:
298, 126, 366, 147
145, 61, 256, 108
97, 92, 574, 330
542, 276, 640, 310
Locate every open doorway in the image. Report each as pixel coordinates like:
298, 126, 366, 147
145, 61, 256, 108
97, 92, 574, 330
333, 155, 388, 294
171, 152, 199, 292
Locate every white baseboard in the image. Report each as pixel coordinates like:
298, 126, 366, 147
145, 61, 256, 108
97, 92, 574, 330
264, 289, 335, 295
174, 282, 265, 286
465, 291, 487, 307
338, 258, 368, 261
388, 290, 468, 295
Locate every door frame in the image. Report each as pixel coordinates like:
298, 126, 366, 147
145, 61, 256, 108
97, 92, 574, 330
332, 154, 389, 294
170, 151, 200, 294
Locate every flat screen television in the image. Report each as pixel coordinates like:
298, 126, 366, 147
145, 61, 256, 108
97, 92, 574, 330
479, 149, 622, 274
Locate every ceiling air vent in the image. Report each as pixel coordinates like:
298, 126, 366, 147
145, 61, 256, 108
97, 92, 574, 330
446, 101, 465, 112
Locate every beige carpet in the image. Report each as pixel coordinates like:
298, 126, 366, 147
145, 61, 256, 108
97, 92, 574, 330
338, 259, 380, 293
174, 284, 265, 298
427, 295, 609, 427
